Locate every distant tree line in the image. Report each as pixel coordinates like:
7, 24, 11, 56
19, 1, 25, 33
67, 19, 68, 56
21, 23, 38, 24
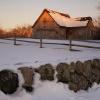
0, 25, 32, 38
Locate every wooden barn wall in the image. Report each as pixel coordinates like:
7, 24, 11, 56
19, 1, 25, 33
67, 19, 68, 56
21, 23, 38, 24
67, 27, 94, 40
32, 11, 94, 40
32, 11, 66, 39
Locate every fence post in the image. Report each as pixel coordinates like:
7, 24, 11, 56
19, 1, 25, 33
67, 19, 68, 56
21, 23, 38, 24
40, 32, 42, 48
14, 33, 16, 45
69, 37, 72, 51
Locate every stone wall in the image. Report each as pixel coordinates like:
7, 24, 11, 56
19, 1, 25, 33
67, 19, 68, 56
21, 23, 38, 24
0, 59, 100, 94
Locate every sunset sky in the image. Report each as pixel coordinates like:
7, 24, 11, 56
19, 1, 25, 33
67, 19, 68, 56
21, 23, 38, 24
0, 0, 99, 29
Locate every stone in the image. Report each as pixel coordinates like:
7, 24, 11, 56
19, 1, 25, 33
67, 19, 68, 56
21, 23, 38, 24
83, 60, 92, 82
56, 63, 70, 83
69, 72, 91, 92
75, 61, 84, 74
69, 61, 92, 92
92, 59, 100, 70
91, 59, 100, 84
70, 72, 79, 84
78, 75, 92, 90
92, 68, 100, 84
38, 64, 55, 81
69, 62, 76, 73
0, 69, 19, 94
18, 67, 34, 92
68, 82, 79, 92
22, 85, 33, 92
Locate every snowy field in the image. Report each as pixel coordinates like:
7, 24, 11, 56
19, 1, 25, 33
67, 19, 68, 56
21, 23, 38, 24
0, 38, 100, 100
0, 38, 100, 70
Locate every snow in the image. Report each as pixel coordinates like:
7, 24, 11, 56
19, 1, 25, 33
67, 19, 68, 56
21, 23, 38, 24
1, 73, 100, 100
0, 38, 100, 100
16, 38, 100, 48
48, 9, 88, 27
0, 38, 100, 69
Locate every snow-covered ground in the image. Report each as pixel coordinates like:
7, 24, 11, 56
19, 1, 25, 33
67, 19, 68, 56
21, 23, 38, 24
0, 38, 100, 100
0, 39, 100, 69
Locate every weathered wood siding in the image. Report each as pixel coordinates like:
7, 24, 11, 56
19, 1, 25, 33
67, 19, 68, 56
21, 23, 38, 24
32, 10, 94, 40
32, 11, 66, 39
67, 27, 94, 40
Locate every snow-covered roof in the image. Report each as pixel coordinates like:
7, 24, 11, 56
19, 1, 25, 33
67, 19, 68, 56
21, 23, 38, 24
93, 20, 100, 27
47, 9, 89, 27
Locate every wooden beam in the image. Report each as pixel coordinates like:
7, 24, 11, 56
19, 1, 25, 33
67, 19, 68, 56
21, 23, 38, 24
69, 37, 72, 51
14, 33, 16, 45
40, 33, 43, 48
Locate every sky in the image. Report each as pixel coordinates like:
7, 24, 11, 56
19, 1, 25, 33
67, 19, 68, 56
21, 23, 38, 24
0, 0, 99, 30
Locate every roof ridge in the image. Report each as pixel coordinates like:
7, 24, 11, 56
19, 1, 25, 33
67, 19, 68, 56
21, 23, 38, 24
75, 16, 92, 21
45, 8, 70, 18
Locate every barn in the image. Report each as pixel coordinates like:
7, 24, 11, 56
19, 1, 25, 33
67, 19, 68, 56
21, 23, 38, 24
32, 9, 94, 40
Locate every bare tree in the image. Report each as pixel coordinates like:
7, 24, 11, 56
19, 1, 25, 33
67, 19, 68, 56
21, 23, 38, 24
10, 25, 32, 38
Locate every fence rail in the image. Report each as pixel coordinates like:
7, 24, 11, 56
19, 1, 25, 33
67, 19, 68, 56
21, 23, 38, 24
1, 38, 100, 49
